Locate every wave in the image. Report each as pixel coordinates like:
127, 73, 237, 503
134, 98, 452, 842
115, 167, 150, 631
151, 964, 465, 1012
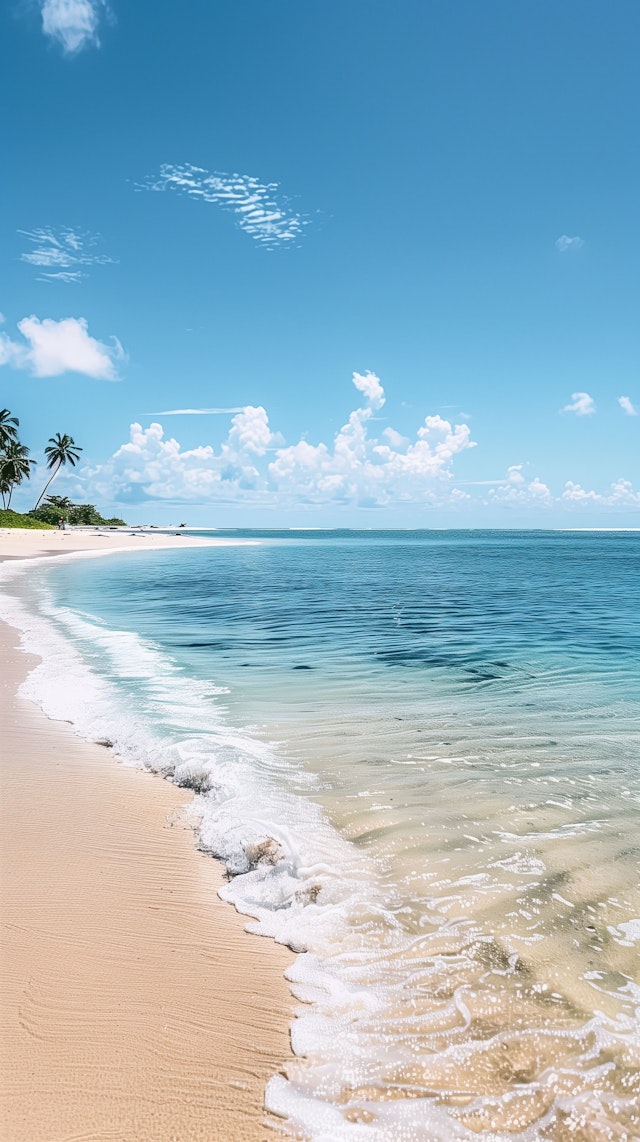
1, 553, 639, 1141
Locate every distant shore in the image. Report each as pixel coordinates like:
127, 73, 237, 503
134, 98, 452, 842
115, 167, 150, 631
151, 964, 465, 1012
0, 529, 294, 1141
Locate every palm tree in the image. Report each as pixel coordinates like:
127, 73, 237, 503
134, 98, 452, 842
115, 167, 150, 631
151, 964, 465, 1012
34, 433, 83, 510
0, 409, 20, 451
44, 494, 74, 511
0, 442, 36, 509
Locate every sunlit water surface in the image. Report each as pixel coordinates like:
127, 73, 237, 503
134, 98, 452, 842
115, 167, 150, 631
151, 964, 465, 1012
3, 531, 639, 1140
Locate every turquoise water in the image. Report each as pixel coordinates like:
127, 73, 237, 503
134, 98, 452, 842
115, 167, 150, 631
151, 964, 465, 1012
2, 531, 639, 1140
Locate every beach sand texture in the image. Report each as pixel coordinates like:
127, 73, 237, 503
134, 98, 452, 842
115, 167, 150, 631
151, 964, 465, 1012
0, 531, 294, 1141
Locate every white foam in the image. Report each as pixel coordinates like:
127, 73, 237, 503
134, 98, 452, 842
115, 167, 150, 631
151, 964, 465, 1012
0, 558, 418, 1135
2, 555, 639, 1141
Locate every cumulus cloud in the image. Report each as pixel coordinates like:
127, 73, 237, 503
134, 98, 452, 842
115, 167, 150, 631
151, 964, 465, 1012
88, 371, 476, 507
489, 471, 552, 505
138, 163, 310, 249
618, 396, 637, 417
228, 406, 280, 455
561, 478, 640, 507
506, 464, 525, 485
562, 391, 596, 416
90, 423, 234, 503
78, 369, 640, 515
19, 227, 115, 282
382, 427, 409, 449
555, 235, 584, 253
0, 315, 124, 379
270, 377, 475, 507
481, 464, 640, 512
40, 0, 107, 54
489, 472, 638, 511
352, 370, 385, 410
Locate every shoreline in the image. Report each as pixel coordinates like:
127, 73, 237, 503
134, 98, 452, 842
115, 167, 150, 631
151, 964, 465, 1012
0, 524, 258, 559
0, 531, 296, 1141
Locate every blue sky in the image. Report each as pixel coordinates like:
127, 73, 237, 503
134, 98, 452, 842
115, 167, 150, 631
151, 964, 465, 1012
2, 0, 638, 526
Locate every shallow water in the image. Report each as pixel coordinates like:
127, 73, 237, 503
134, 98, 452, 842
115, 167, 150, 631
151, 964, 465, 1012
2, 531, 639, 1139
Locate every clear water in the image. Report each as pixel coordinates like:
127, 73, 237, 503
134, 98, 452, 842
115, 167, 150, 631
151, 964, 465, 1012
2, 531, 639, 1140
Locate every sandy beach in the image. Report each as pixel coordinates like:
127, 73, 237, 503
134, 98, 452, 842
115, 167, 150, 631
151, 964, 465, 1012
0, 530, 295, 1141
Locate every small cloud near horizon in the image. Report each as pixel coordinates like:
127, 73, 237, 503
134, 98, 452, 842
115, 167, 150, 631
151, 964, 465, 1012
618, 396, 638, 417
562, 391, 595, 416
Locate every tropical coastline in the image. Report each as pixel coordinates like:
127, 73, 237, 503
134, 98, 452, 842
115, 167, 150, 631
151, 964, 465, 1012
3, 1, 638, 1137
2, 526, 638, 1141
0, 530, 295, 1142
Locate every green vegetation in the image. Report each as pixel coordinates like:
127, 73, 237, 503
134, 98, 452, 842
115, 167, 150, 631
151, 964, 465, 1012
29, 498, 127, 527
0, 508, 54, 530
34, 434, 84, 510
0, 409, 126, 526
0, 408, 36, 510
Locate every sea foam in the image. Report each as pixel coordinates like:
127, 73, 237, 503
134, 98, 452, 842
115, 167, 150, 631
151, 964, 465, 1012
1, 549, 639, 1141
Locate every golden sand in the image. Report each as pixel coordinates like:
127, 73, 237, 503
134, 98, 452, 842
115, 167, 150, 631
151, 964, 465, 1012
0, 531, 294, 1141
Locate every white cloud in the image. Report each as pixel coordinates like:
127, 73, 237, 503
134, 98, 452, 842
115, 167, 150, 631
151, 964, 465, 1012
489, 472, 552, 505
483, 465, 640, 512
19, 227, 115, 282
555, 235, 585, 253
561, 478, 640, 507
0, 315, 124, 379
528, 476, 553, 500
147, 407, 246, 416
138, 163, 310, 249
382, 427, 409, 449
352, 370, 385, 410
507, 464, 525, 485
618, 396, 637, 417
78, 370, 640, 515
0, 338, 21, 369
562, 391, 596, 416
90, 423, 230, 503
228, 406, 280, 455
41, 0, 107, 54
88, 371, 476, 507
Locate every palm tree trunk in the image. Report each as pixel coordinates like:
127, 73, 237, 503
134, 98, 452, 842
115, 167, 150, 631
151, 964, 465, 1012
34, 463, 61, 511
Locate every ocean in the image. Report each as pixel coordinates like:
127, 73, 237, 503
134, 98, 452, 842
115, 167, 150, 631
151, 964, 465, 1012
2, 530, 639, 1140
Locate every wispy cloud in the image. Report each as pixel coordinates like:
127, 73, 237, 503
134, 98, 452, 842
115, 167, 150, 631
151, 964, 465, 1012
562, 391, 595, 416
0, 315, 124, 379
19, 227, 116, 282
618, 395, 638, 417
40, 0, 108, 54
138, 163, 310, 249
148, 407, 246, 416
555, 235, 584, 253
